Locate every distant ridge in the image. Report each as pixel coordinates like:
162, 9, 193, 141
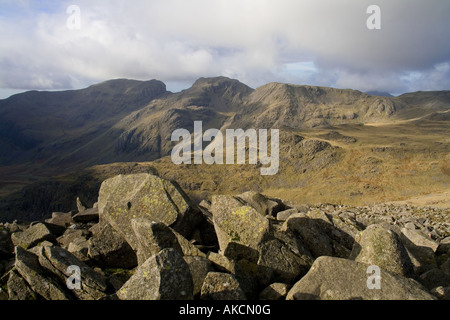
0, 77, 448, 171
366, 91, 394, 97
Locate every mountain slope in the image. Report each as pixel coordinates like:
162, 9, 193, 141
0, 76, 448, 181
0, 79, 168, 166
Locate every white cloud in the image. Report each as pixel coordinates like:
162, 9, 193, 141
0, 0, 449, 98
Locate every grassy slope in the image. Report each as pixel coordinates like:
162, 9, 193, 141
126, 119, 449, 207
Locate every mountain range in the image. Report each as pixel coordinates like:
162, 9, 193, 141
0, 77, 449, 221
1, 76, 449, 169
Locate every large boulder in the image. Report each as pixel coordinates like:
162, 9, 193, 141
117, 248, 193, 300
399, 228, 439, 274
286, 256, 435, 300
350, 224, 414, 277
131, 219, 205, 265
183, 256, 214, 298
210, 195, 270, 255
98, 174, 202, 248
257, 239, 312, 283
88, 222, 137, 269
282, 213, 334, 258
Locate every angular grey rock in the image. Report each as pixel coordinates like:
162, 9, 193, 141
7, 270, 37, 300
88, 222, 137, 269
200, 272, 246, 300
98, 174, 202, 249
14, 246, 72, 300
259, 283, 290, 300
72, 207, 99, 223
282, 213, 333, 258
117, 248, 193, 300
207, 251, 271, 299
236, 191, 283, 217
398, 227, 438, 273
57, 228, 90, 249
207, 251, 236, 274
351, 224, 414, 277
131, 219, 182, 264
45, 212, 73, 228
286, 256, 435, 300
418, 268, 450, 290
11, 223, 61, 250
131, 219, 206, 265
257, 239, 312, 283
210, 195, 270, 254
276, 209, 298, 221
183, 256, 214, 297
37, 246, 108, 300
400, 228, 439, 252
67, 237, 91, 262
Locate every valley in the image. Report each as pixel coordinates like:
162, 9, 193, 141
0, 77, 448, 222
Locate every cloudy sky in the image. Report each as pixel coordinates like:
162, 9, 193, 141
0, 0, 449, 98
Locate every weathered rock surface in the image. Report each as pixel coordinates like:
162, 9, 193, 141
351, 224, 414, 277
259, 283, 290, 300
131, 219, 205, 265
1, 173, 448, 301
210, 195, 270, 254
200, 272, 246, 300
11, 223, 63, 249
98, 174, 202, 249
117, 248, 193, 300
88, 222, 137, 269
37, 246, 108, 300
14, 246, 72, 300
286, 256, 435, 300
236, 191, 284, 217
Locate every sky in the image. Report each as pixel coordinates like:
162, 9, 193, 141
0, 0, 449, 98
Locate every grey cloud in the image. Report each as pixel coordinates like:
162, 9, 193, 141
0, 0, 448, 97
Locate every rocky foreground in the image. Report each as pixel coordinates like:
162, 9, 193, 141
1, 173, 449, 300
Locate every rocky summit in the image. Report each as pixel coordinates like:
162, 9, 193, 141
0, 173, 449, 301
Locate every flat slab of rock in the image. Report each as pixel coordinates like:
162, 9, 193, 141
286, 256, 435, 300
72, 207, 99, 223
11, 223, 63, 249
37, 246, 108, 300
14, 246, 71, 300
